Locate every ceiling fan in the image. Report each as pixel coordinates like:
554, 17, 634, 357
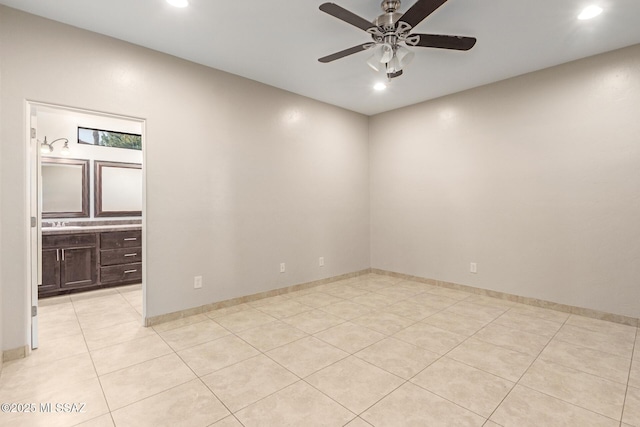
318, 0, 476, 79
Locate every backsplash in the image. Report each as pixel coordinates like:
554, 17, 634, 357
42, 219, 142, 228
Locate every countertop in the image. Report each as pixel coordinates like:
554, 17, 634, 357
42, 224, 141, 235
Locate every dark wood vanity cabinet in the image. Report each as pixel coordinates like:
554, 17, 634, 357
40, 248, 62, 292
99, 230, 142, 285
40, 234, 98, 297
40, 228, 142, 297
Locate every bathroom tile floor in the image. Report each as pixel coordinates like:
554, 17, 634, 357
1, 274, 638, 426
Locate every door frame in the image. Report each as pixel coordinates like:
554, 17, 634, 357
27, 103, 40, 349
26, 100, 147, 351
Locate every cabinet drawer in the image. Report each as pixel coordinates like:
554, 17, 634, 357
101, 248, 142, 266
100, 230, 142, 249
42, 233, 96, 249
100, 262, 142, 284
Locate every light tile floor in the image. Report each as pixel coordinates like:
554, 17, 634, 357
1, 274, 638, 426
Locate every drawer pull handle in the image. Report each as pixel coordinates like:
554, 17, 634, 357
124, 253, 137, 257
124, 269, 138, 274
123, 237, 137, 241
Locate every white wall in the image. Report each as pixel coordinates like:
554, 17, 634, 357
38, 107, 143, 220
370, 45, 640, 318
0, 6, 370, 351
0, 26, 3, 362
2, 5, 637, 355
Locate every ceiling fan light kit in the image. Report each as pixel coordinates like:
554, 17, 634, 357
318, 0, 476, 80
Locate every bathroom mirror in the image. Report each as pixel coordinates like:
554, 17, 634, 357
41, 157, 90, 218
95, 161, 142, 217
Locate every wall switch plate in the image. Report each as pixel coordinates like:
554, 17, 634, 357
280, 263, 286, 273
319, 257, 324, 267
470, 263, 477, 274
194, 275, 203, 289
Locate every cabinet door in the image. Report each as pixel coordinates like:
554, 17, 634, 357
40, 248, 61, 293
61, 246, 97, 288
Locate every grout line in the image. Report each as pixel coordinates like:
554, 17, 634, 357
330, 291, 493, 420
208, 325, 358, 422
514, 383, 622, 424
221, 296, 403, 421
395, 296, 570, 422
619, 326, 639, 426
28, 273, 636, 426
69, 294, 114, 418
398, 307, 510, 421
481, 310, 571, 423
116, 324, 236, 424
69, 287, 198, 423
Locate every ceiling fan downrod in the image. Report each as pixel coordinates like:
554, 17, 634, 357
375, 0, 403, 30
367, 0, 418, 79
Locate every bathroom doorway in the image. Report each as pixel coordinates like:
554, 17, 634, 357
27, 102, 146, 350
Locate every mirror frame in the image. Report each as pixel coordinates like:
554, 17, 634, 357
41, 157, 90, 218
94, 160, 142, 217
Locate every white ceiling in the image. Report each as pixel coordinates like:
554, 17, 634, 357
2, 0, 640, 115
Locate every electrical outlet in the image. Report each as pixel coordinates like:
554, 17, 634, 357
470, 263, 477, 274
280, 263, 286, 273
194, 275, 203, 289
319, 257, 324, 267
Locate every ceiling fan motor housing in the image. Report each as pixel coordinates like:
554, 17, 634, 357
376, 0, 403, 31
374, 11, 402, 31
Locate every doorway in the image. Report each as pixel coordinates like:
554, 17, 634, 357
27, 101, 146, 350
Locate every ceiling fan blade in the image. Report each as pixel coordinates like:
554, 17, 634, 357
398, 0, 448, 29
411, 34, 476, 50
319, 3, 375, 32
318, 43, 373, 63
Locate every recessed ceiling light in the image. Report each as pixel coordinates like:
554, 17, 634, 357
578, 5, 603, 20
167, 0, 189, 8
373, 82, 387, 91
